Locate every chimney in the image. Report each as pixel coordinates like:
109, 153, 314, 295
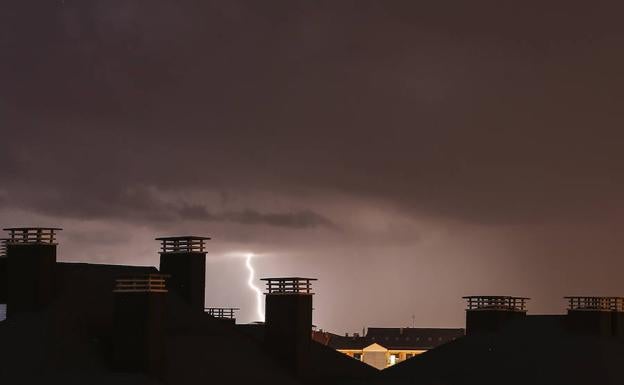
205, 307, 239, 325
0, 239, 6, 321
112, 274, 168, 377
564, 296, 624, 337
156, 236, 210, 313
262, 277, 317, 374
463, 296, 529, 335
0, 239, 7, 301
4, 227, 61, 317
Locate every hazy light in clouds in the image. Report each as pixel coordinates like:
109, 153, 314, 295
245, 252, 265, 321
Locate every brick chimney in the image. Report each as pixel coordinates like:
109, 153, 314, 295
463, 295, 529, 335
156, 236, 209, 313
565, 296, 624, 337
262, 277, 316, 374
112, 274, 168, 377
3, 228, 62, 317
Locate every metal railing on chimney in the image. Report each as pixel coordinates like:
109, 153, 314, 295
463, 296, 529, 311
565, 296, 624, 312
205, 307, 240, 319
0, 239, 7, 257
261, 277, 317, 295
3, 228, 62, 245
114, 274, 169, 293
155, 236, 211, 253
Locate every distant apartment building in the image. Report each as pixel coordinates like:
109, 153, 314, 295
313, 327, 464, 370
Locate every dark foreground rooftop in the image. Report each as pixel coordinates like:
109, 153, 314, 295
0, 262, 375, 385
373, 315, 624, 385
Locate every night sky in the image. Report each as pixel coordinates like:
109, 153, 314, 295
2, 1, 624, 332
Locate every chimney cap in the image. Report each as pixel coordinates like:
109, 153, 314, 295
3, 227, 63, 231
3, 228, 62, 245
261, 277, 317, 295
155, 235, 211, 241
565, 296, 624, 312
156, 236, 210, 253
463, 295, 529, 311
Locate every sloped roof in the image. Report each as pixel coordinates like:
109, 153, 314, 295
376, 315, 624, 385
318, 328, 464, 351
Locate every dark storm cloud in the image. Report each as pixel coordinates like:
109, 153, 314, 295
3, 0, 624, 227
1, 181, 332, 229
4, 0, 624, 329
179, 205, 333, 229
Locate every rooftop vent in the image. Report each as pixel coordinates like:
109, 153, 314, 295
4, 228, 62, 245
156, 236, 210, 253
261, 277, 317, 295
114, 274, 169, 293
463, 296, 529, 312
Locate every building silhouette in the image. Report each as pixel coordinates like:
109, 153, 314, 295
313, 327, 464, 370
1, 227, 624, 385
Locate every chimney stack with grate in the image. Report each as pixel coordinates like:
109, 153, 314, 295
156, 236, 210, 313
112, 274, 168, 377
463, 295, 529, 335
262, 277, 317, 374
3, 228, 61, 318
564, 296, 624, 336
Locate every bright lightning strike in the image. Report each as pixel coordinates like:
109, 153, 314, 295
245, 253, 264, 321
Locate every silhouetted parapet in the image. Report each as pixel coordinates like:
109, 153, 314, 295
564, 296, 624, 337
156, 236, 210, 313
3, 228, 62, 317
205, 307, 239, 324
112, 274, 168, 378
262, 277, 317, 375
463, 295, 529, 335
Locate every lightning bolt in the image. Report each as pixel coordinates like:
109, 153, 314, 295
245, 253, 265, 321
